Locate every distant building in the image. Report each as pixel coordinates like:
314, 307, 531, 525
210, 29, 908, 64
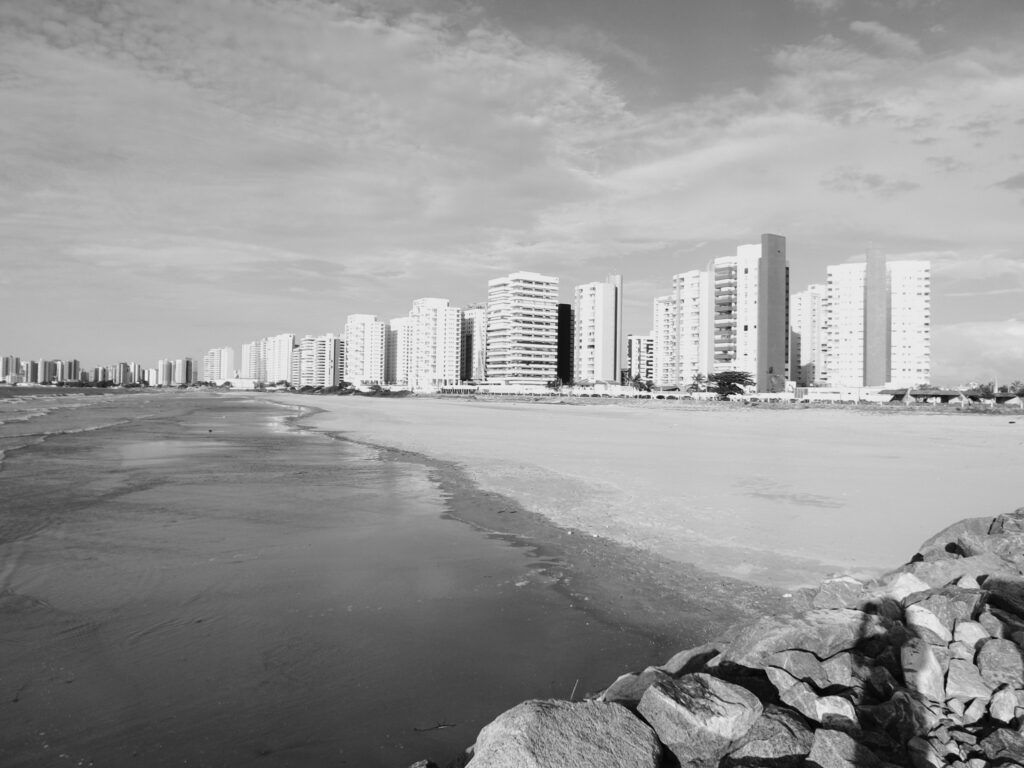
557, 303, 574, 385
573, 274, 622, 383
460, 303, 487, 382
486, 271, 559, 383
345, 314, 386, 386
790, 284, 827, 386
386, 317, 412, 387
627, 334, 654, 382
823, 255, 931, 388
408, 298, 462, 391
203, 347, 236, 381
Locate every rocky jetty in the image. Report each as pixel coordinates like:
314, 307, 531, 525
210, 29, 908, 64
416, 507, 1024, 768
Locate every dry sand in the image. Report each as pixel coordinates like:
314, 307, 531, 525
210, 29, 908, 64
274, 395, 1023, 589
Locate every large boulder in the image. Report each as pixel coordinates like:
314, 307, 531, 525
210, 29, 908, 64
467, 699, 661, 768
981, 575, 1024, 618
721, 705, 813, 768
804, 728, 885, 768
637, 673, 762, 768
989, 507, 1024, 534
901, 638, 945, 703
897, 553, 1017, 589
723, 610, 893, 669
658, 643, 722, 676
976, 638, 1024, 687
915, 516, 995, 561
600, 666, 673, 709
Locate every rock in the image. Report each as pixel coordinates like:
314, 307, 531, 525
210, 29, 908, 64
468, 699, 661, 768
980, 728, 1024, 763
990, 507, 1024, 534
600, 666, 673, 708
659, 643, 722, 676
866, 665, 898, 700
958, 531, 1024, 568
767, 649, 831, 689
907, 735, 945, 768
878, 572, 932, 602
905, 604, 953, 644
721, 705, 813, 768
814, 577, 867, 609
953, 620, 990, 650
978, 610, 1010, 638
945, 659, 994, 702
907, 587, 983, 626
822, 652, 857, 689
724, 610, 892, 670
901, 553, 1017, 589
902, 638, 946, 703
767, 667, 857, 726
957, 574, 981, 589
637, 673, 762, 768
982, 575, 1024, 619
407, 762, 440, 768
916, 516, 994, 561
948, 641, 975, 661
976, 638, 1024, 687
990, 686, 1018, 723
962, 697, 988, 724
804, 728, 883, 768
859, 689, 940, 742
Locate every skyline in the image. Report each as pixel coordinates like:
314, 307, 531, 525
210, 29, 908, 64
2, 0, 1023, 385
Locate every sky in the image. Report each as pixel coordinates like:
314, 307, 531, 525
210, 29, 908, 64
1, 0, 1023, 385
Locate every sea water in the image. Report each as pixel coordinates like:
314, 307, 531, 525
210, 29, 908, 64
0, 392, 676, 767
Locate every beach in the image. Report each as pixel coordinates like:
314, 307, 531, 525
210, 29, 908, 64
282, 394, 1024, 589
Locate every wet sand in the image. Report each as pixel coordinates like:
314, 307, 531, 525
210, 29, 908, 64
279, 394, 1024, 589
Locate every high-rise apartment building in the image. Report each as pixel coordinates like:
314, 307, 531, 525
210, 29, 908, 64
822, 254, 931, 388
573, 275, 622, 383
264, 334, 296, 384
345, 314, 386, 385
790, 284, 827, 386
202, 347, 235, 382
650, 235, 788, 392
291, 334, 343, 387
461, 304, 487, 382
486, 272, 559, 383
407, 298, 462, 391
240, 340, 265, 381
386, 317, 412, 387
626, 334, 654, 382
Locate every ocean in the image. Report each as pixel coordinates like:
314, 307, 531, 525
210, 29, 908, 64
0, 390, 686, 767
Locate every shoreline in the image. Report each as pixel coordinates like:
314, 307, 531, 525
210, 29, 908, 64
283, 401, 784, 652
261, 392, 1024, 590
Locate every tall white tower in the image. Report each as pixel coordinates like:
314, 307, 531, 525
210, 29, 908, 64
486, 271, 559, 383
573, 274, 622, 383
345, 315, 386, 386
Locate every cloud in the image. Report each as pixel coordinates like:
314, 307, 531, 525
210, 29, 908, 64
821, 168, 920, 197
925, 156, 966, 173
793, 0, 843, 12
995, 172, 1024, 190
850, 21, 922, 58
932, 319, 1024, 385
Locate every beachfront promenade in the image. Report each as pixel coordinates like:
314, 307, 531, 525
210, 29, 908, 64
279, 394, 1024, 589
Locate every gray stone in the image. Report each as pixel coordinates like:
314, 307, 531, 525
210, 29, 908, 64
990, 686, 1018, 723
907, 735, 945, 768
877, 572, 932, 602
983, 575, 1024, 619
980, 728, 1024, 763
976, 638, 1024, 687
963, 697, 988, 724
822, 652, 857, 689
990, 507, 1024, 534
814, 577, 867, 610
805, 728, 883, 768
721, 705, 813, 768
902, 553, 1017, 589
724, 609, 892, 670
959, 531, 1024, 568
957, 574, 981, 590
468, 699, 661, 768
905, 604, 953, 644
767, 667, 857, 726
600, 667, 673, 708
953, 620, 990, 650
658, 642, 722, 676
859, 689, 940, 742
767, 649, 831, 689
945, 659, 994, 702
902, 638, 946, 703
978, 610, 1010, 638
407, 762, 440, 768
948, 641, 975, 661
637, 673, 762, 768
916, 516, 994, 561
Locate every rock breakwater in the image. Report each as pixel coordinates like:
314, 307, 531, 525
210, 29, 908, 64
416, 507, 1024, 768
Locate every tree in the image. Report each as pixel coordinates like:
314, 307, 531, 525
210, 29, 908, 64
1010, 380, 1024, 396
627, 373, 650, 392
687, 373, 707, 393
708, 370, 754, 399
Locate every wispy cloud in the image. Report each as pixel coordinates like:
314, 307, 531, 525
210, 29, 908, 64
850, 21, 922, 58
794, 0, 843, 13
995, 172, 1024, 190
